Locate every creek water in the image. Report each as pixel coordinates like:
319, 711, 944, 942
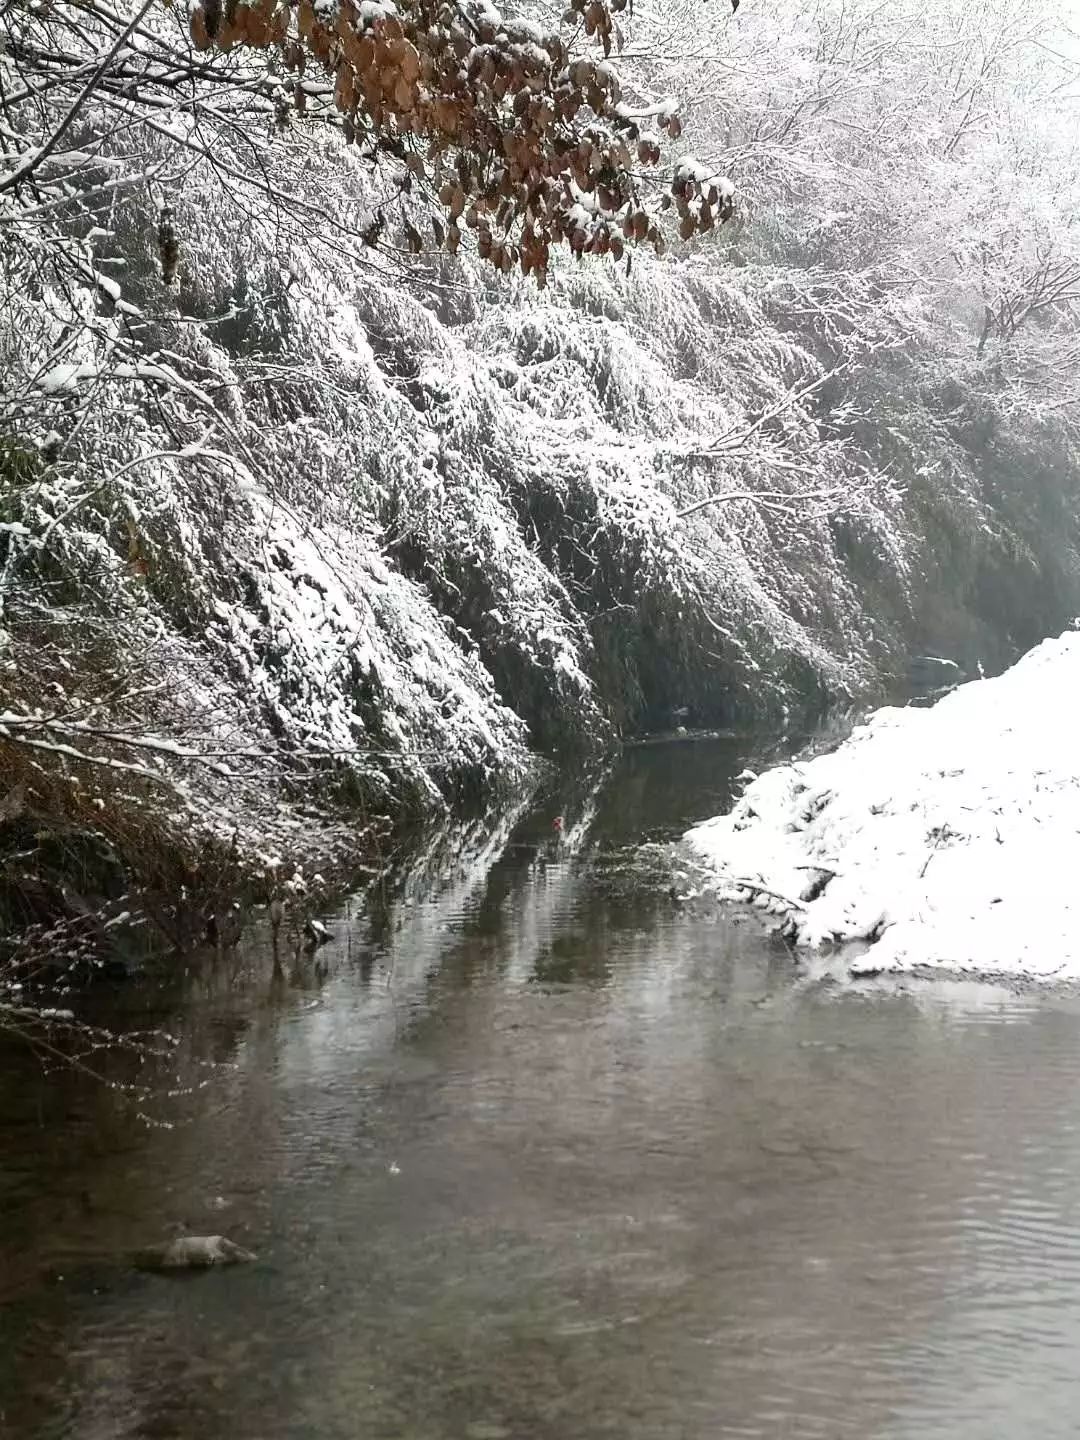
4, 735, 1080, 1439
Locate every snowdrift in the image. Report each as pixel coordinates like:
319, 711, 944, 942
686, 632, 1080, 981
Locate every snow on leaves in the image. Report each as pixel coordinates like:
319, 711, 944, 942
182, 0, 727, 279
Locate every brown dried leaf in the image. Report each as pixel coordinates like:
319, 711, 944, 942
190, 7, 210, 49
399, 40, 421, 82
334, 64, 354, 110
394, 74, 415, 111
377, 13, 404, 42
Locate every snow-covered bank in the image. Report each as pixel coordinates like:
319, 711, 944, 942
686, 633, 1080, 981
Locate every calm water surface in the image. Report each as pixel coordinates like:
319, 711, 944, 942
4, 736, 1080, 1439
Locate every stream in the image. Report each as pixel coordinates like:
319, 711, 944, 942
4, 734, 1080, 1438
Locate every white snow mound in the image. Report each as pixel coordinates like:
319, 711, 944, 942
685, 631, 1080, 981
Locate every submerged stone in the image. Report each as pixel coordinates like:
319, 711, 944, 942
135, 1235, 256, 1271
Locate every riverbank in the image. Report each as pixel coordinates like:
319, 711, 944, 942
686, 629, 1080, 982
0, 708, 546, 1004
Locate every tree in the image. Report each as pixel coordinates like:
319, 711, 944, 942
0, 0, 729, 286
0, 0, 731, 818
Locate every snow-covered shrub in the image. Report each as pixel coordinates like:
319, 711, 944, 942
4, 0, 1080, 968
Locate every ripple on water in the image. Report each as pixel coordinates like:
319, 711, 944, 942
6, 738, 1080, 1439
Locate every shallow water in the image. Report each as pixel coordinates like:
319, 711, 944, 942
4, 736, 1080, 1439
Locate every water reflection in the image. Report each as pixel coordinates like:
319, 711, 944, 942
4, 738, 1080, 1439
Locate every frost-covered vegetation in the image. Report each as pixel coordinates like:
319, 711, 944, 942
2, 0, 1080, 971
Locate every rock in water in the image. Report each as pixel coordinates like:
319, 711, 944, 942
136, 1235, 256, 1270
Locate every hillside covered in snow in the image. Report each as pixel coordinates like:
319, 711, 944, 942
3, 0, 1080, 936
686, 629, 1080, 982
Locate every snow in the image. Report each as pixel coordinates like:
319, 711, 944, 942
38, 363, 85, 394
685, 632, 1080, 983
7, 0, 1080, 879
357, 0, 396, 24
674, 156, 729, 190
37, 360, 184, 393
95, 272, 122, 302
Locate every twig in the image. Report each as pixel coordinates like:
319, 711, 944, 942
0, 0, 157, 195
727, 877, 807, 911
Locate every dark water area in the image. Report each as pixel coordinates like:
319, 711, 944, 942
5, 735, 1080, 1439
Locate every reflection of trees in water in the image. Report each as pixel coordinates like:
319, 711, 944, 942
8, 748, 1080, 1438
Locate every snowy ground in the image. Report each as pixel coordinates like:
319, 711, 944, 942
685, 631, 1080, 982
